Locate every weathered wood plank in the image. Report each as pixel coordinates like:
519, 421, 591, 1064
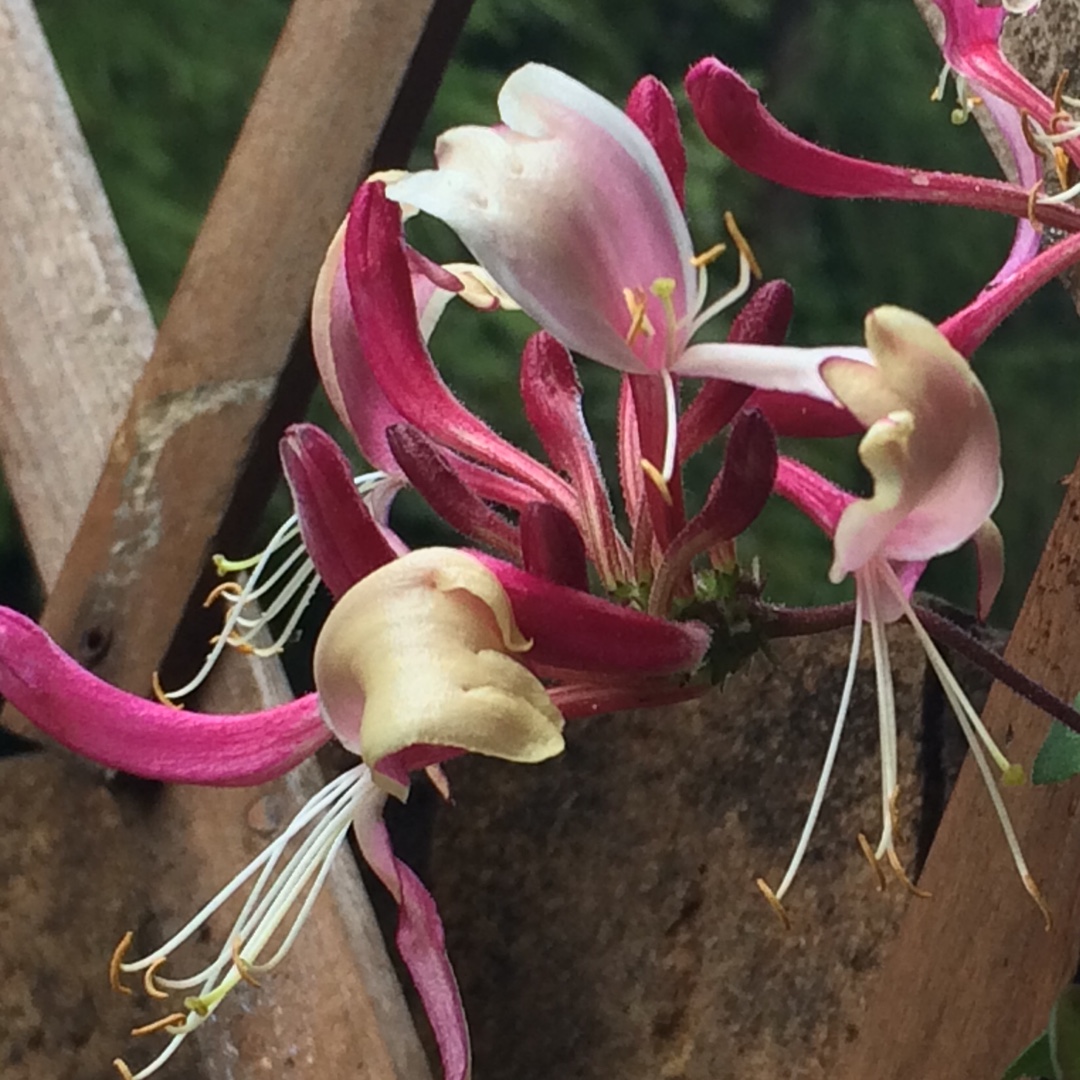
0, 0, 471, 1075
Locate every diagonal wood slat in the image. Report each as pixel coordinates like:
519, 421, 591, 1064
0, 0, 471, 1075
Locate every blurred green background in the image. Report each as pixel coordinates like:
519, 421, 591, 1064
7, 0, 1079, 630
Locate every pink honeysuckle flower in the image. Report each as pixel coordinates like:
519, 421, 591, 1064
337, 180, 783, 600
382, 64, 858, 484
753, 305, 1048, 927
2, 520, 712, 1080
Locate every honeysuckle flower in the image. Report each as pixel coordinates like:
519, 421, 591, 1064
382, 64, 859, 486
753, 306, 1048, 927
334, 179, 784, 605
2, 519, 712, 1080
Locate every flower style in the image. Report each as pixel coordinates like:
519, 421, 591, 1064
756, 306, 1047, 926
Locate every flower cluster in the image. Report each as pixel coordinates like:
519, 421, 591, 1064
3, 1, 1080, 1076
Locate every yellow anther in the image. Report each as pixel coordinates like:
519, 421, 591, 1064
857, 833, 888, 892
223, 634, 258, 655
1023, 872, 1053, 931
184, 995, 211, 1018
1054, 146, 1072, 193
690, 242, 727, 269
143, 956, 170, 1000
231, 939, 262, 988
113, 1060, 135, 1080
1002, 762, 1026, 788
151, 671, 184, 710
130, 1012, 188, 1038
213, 553, 261, 576
1053, 69, 1071, 116
723, 211, 763, 279
1027, 179, 1045, 232
109, 931, 135, 996
623, 287, 654, 345
755, 877, 792, 930
885, 849, 932, 899
1021, 110, 1049, 161
203, 580, 243, 607
640, 458, 674, 506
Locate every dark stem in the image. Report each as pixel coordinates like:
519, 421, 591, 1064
912, 604, 1080, 735
753, 599, 1080, 733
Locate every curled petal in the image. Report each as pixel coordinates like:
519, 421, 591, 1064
520, 332, 628, 585
281, 424, 399, 598
625, 75, 687, 209
388, 63, 696, 374
314, 548, 564, 797
354, 780, 471, 1080
0, 608, 328, 784
387, 424, 521, 558
473, 553, 711, 677
678, 279, 792, 459
651, 409, 777, 615
826, 307, 1002, 577
345, 183, 576, 514
685, 57, 1080, 231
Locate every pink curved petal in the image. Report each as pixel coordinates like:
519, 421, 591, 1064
940, 230, 1080, 356
685, 57, 1080, 231
388, 64, 696, 374
773, 456, 854, 539
386, 423, 522, 558
355, 786, 470, 1080
280, 424, 398, 598
653, 409, 777, 612
520, 332, 628, 585
345, 183, 577, 516
471, 554, 711, 677
625, 75, 687, 209
0, 608, 328, 784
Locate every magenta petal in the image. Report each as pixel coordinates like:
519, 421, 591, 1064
472, 554, 711, 676
940, 230, 1080, 356
678, 280, 793, 460
685, 57, 1080, 229
653, 410, 777, 610
345, 183, 576, 515
520, 332, 627, 585
357, 797, 470, 1080
387, 424, 522, 558
280, 424, 398, 598
625, 75, 688, 209
520, 502, 589, 591
629, 372, 685, 550
0, 607, 328, 784
772, 455, 854, 539
741, 389, 862, 438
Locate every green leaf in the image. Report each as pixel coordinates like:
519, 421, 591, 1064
1033, 701, 1080, 785
1003, 1032, 1054, 1080
1051, 986, 1080, 1080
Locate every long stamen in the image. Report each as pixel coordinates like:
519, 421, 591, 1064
864, 569, 898, 862
160, 472, 387, 701
659, 368, 678, 483
882, 573, 1049, 926
760, 589, 865, 920
114, 767, 371, 1078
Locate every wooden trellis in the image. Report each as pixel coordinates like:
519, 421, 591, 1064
3, 0, 1080, 1077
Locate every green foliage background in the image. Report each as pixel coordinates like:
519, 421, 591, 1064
9, 0, 1080, 629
